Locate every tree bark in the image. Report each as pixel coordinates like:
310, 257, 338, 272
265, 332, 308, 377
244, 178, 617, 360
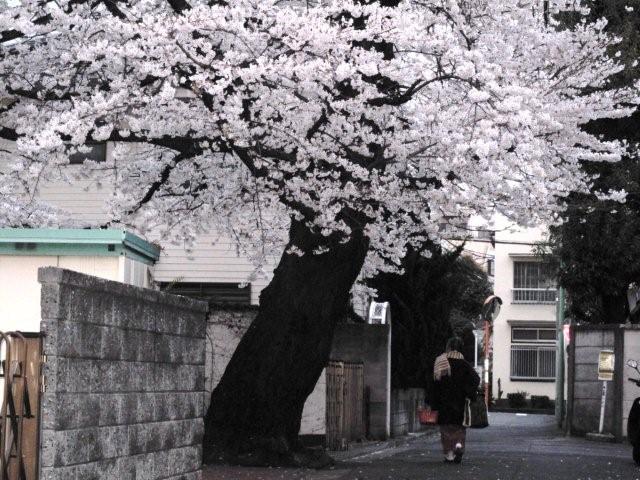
203, 218, 369, 467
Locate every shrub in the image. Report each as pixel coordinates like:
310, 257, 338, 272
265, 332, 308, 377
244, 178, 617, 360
507, 391, 528, 408
531, 395, 552, 409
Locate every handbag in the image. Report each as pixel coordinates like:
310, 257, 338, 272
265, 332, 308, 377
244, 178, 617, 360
463, 397, 489, 429
418, 406, 438, 425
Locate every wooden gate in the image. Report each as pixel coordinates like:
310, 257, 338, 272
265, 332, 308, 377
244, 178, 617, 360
0, 332, 43, 480
326, 361, 365, 450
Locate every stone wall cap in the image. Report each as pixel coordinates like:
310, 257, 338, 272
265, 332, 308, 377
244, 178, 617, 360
208, 303, 259, 312
38, 267, 209, 313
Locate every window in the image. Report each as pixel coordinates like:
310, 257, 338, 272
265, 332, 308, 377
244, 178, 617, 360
512, 261, 556, 303
512, 327, 556, 343
68, 143, 107, 164
160, 282, 251, 305
510, 327, 556, 381
486, 259, 495, 277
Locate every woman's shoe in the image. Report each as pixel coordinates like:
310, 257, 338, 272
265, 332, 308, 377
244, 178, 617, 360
453, 443, 463, 464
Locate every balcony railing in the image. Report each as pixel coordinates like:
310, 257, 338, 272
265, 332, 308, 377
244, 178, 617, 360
512, 288, 557, 304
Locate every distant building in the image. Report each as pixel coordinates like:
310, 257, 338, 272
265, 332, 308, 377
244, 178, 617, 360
492, 227, 557, 401
460, 226, 557, 402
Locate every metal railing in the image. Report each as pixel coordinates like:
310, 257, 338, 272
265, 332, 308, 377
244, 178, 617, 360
512, 288, 557, 304
510, 345, 556, 380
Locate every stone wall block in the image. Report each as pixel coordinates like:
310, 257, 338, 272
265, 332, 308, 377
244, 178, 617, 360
40, 321, 59, 358
574, 363, 598, 382
39, 430, 57, 468
99, 325, 126, 361
576, 331, 605, 347
156, 335, 204, 365
40, 283, 63, 320
41, 355, 59, 396
574, 346, 603, 365
38, 267, 206, 480
91, 292, 116, 327
181, 312, 207, 338
66, 287, 93, 324
57, 322, 102, 358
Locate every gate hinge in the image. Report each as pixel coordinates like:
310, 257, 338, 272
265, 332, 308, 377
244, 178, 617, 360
40, 374, 46, 393
41, 354, 47, 364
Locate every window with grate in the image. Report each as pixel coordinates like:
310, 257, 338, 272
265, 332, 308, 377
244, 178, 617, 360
512, 261, 556, 303
160, 282, 251, 305
510, 327, 557, 381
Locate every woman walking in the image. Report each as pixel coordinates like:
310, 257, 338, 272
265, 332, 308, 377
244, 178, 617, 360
431, 336, 480, 464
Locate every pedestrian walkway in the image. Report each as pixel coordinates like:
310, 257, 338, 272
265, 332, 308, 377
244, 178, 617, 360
204, 413, 638, 479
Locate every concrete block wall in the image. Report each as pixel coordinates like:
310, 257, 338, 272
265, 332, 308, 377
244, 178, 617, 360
38, 267, 208, 480
205, 307, 327, 437
623, 328, 640, 436
391, 389, 427, 437
569, 328, 617, 437
331, 324, 391, 440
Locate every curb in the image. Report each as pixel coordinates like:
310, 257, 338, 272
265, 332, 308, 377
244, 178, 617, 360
331, 429, 438, 462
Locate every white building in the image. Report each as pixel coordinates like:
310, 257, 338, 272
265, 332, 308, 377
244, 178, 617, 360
456, 220, 559, 404
463, 226, 558, 402
492, 227, 557, 401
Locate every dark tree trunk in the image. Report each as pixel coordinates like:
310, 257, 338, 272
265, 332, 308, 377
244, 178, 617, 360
203, 219, 369, 467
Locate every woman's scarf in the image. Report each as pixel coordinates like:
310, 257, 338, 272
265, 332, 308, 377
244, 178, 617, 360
433, 350, 465, 381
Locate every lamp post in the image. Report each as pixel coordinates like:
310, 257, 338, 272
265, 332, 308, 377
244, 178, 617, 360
481, 295, 502, 407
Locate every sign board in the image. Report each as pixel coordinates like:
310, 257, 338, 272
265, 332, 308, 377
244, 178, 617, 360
598, 350, 615, 381
368, 301, 390, 325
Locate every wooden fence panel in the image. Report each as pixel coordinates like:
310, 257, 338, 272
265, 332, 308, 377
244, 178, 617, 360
326, 361, 364, 450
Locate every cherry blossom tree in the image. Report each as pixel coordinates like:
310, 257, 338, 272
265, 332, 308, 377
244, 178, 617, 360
1, 0, 638, 466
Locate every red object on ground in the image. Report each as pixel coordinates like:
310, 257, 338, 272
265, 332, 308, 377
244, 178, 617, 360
418, 407, 438, 425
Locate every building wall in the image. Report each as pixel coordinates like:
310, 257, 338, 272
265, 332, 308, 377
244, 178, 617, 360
1, 142, 278, 305
568, 329, 617, 436
205, 307, 326, 436
330, 323, 391, 440
390, 389, 427, 437
622, 328, 640, 439
0, 254, 152, 333
0, 255, 120, 333
152, 234, 277, 305
38, 267, 207, 480
491, 228, 557, 400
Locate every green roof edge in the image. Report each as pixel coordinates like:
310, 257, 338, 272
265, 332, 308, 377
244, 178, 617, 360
0, 228, 160, 264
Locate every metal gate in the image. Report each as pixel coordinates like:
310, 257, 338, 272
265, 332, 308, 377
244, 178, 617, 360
0, 332, 43, 480
326, 361, 365, 450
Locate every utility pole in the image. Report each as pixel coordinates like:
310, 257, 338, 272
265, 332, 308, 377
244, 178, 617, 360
555, 287, 566, 428
481, 295, 502, 407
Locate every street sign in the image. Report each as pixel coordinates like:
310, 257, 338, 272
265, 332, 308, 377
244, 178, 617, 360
598, 350, 615, 381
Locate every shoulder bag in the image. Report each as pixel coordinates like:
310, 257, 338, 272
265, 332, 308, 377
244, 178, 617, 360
463, 397, 489, 429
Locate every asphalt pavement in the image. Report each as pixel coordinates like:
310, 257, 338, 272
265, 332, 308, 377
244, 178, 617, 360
204, 412, 640, 480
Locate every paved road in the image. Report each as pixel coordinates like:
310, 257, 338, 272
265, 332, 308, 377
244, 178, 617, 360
204, 413, 640, 480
